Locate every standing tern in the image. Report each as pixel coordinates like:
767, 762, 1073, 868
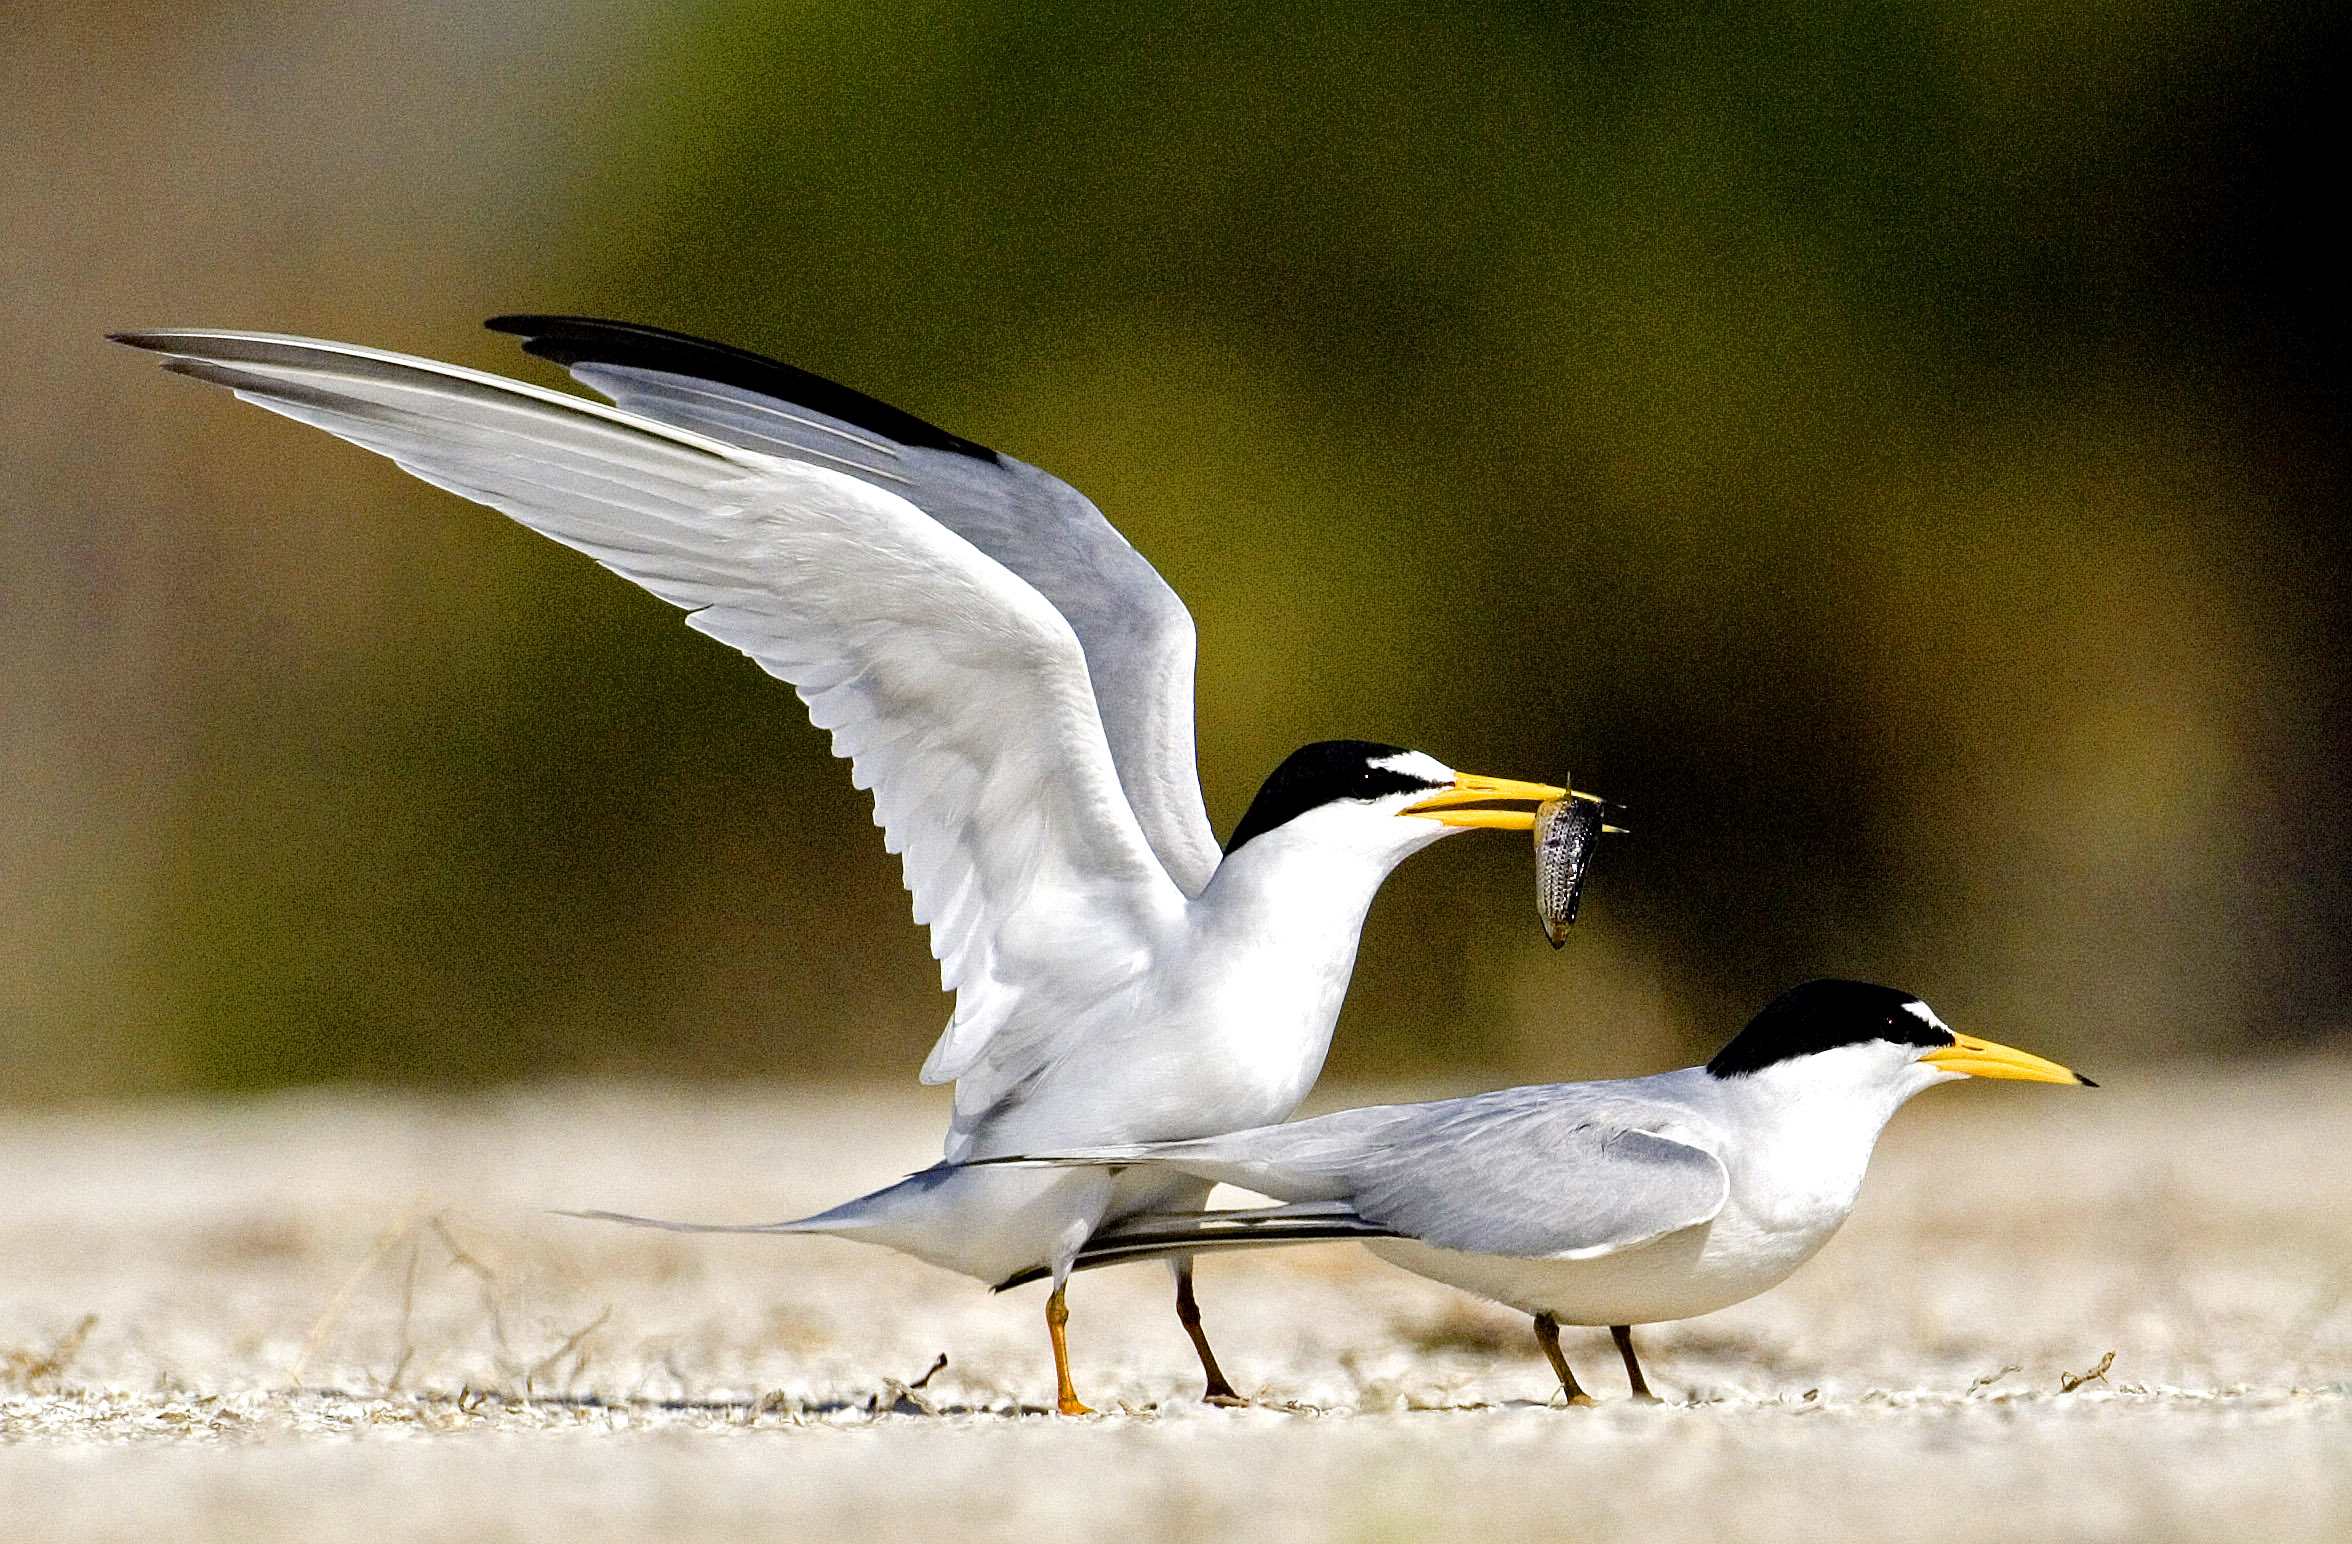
113, 318, 1585, 1413
990, 979, 2092, 1403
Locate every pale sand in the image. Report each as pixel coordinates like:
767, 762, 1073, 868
2, 1068, 2347, 1541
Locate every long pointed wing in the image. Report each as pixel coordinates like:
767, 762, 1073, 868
483, 316, 1223, 897
1004, 1084, 1731, 1260
1329, 1094, 1729, 1260
112, 328, 1189, 1084
990, 1201, 1397, 1290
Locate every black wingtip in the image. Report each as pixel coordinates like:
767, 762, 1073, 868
2076, 1073, 2099, 1088
485, 313, 999, 463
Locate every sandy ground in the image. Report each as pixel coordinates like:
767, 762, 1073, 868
2, 1067, 2348, 1542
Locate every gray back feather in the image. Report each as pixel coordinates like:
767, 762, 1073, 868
1195, 1084, 1731, 1260
564, 362, 1223, 896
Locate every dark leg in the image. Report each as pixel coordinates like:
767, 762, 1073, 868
1173, 1258, 1242, 1404
1532, 1313, 1595, 1407
1612, 1324, 1661, 1403
1046, 1282, 1092, 1415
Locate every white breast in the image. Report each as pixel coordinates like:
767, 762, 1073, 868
1367, 1205, 1840, 1328
951, 805, 1443, 1157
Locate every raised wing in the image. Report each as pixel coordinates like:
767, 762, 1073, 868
484, 316, 1223, 897
111, 328, 1189, 1083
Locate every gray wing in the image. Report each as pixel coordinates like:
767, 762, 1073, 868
1094, 1084, 1731, 1261
487, 317, 1223, 897
111, 328, 1187, 1090
1341, 1096, 1729, 1259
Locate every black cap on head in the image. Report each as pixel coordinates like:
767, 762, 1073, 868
1705, 979, 1953, 1078
1225, 741, 1441, 853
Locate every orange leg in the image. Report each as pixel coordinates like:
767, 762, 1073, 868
1047, 1282, 1092, 1415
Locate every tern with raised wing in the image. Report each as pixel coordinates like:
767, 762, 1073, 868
114, 317, 1590, 1413
992, 979, 2091, 1403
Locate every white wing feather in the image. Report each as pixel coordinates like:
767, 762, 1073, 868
115, 330, 1186, 1083
536, 345, 1224, 897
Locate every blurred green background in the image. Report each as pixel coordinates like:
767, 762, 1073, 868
2, 0, 2342, 1101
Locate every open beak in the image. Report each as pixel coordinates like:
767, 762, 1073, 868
1920, 1035, 2095, 1087
1402, 773, 1573, 831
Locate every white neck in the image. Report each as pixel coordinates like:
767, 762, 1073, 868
1200, 804, 1451, 953
1177, 807, 1455, 1116
1700, 1045, 1944, 1233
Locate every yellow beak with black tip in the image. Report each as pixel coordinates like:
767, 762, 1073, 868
1921, 1035, 2095, 1086
1401, 773, 1573, 831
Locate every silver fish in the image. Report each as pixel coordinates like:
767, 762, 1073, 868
1532, 786, 1607, 948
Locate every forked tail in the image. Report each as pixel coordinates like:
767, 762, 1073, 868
561, 1166, 965, 1239
563, 1162, 1108, 1287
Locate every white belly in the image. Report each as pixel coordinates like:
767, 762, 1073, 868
891, 823, 1419, 1278
1365, 1203, 1845, 1327
824, 1161, 1216, 1287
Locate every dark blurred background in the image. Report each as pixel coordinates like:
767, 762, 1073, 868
3, 0, 2343, 1101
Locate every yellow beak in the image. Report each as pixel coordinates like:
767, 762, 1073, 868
1401, 773, 1574, 831
1920, 1035, 2095, 1086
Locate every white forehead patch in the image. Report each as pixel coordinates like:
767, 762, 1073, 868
1901, 999, 1949, 1033
1370, 749, 1453, 786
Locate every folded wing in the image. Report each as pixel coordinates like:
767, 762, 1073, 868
1010, 1086, 1730, 1261
112, 329, 1187, 1082
1330, 1092, 1730, 1259
485, 316, 1223, 898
